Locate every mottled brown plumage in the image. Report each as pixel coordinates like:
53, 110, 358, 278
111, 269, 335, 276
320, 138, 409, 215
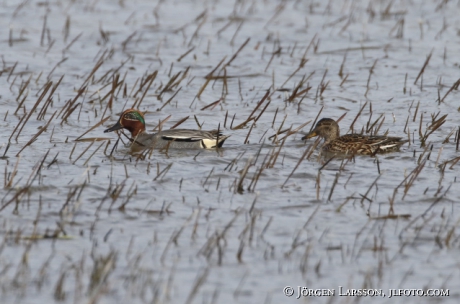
302, 118, 408, 155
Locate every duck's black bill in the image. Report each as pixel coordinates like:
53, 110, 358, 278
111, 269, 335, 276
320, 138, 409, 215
104, 121, 123, 133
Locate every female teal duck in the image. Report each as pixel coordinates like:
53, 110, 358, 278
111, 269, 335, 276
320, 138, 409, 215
302, 118, 408, 155
104, 109, 230, 150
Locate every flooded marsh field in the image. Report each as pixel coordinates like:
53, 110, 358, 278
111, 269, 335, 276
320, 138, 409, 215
0, 0, 460, 303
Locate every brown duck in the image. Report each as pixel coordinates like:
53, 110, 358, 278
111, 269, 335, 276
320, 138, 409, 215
302, 118, 408, 155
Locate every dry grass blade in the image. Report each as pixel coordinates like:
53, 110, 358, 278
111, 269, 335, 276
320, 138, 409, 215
15, 81, 53, 141
265, 46, 281, 72
254, 103, 271, 127
177, 46, 195, 62
306, 138, 322, 160
153, 163, 173, 181
193, 57, 227, 102
75, 115, 111, 141
1, 150, 50, 212
439, 78, 460, 103
328, 172, 340, 201
307, 106, 324, 133
225, 37, 250, 67
134, 71, 157, 108
87, 251, 116, 301
159, 71, 180, 99
63, 32, 82, 53
420, 113, 447, 147
348, 102, 367, 133
318, 156, 335, 171
371, 214, 411, 220
287, 84, 311, 102
400, 157, 427, 199
247, 143, 266, 191
170, 116, 189, 129
152, 115, 171, 132
5, 155, 21, 188
244, 121, 255, 144
360, 175, 380, 206
59, 86, 87, 122
72, 140, 96, 165
266, 136, 287, 168
232, 90, 270, 130
282, 147, 309, 188
366, 113, 384, 134
4, 113, 27, 156
264, 1, 286, 27
200, 98, 221, 111
16, 111, 57, 156
81, 57, 104, 88
278, 120, 311, 141
270, 114, 287, 143
83, 142, 106, 166
457, 126, 460, 151
38, 76, 64, 120
237, 157, 253, 194
443, 156, 460, 169
205, 56, 227, 79
184, 267, 210, 304
158, 87, 182, 111
16, 73, 32, 102
414, 49, 433, 85
281, 59, 308, 88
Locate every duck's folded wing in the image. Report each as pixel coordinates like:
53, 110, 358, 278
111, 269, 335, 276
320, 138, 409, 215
367, 135, 400, 143
339, 135, 406, 151
160, 129, 216, 142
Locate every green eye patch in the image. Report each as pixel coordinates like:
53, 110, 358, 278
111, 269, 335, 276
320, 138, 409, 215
124, 111, 145, 125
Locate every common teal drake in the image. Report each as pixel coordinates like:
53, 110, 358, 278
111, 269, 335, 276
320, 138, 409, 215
104, 109, 230, 150
302, 118, 408, 155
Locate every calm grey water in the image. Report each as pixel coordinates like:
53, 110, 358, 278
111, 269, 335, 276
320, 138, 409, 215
0, 0, 459, 303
